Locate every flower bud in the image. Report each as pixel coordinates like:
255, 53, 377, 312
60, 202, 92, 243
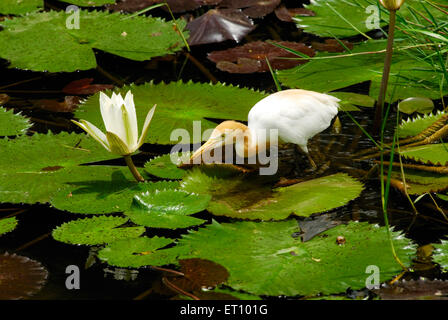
379, 0, 405, 11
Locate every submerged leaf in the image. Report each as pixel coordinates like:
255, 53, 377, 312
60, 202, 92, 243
389, 168, 448, 195
0, 107, 31, 136
0, 253, 48, 300
186, 9, 255, 46
208, 41, 315, 73
52, 215, 145, 245
400, 144, 448, 166
165, 220, 415, 296
63, 78, 114, 95
0, 217, 18, 236
125, 189, 210, 229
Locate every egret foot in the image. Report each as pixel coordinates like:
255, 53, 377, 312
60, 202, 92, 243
306, 153, 317, 170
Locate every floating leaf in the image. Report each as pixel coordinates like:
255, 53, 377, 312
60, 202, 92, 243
62, 0, 115, 6
433, 240, 448, 272
275, 6, 315, 22
296, 0, 448, 38
52, 215, 145, 245
311, 39, 354, 53
278, 40, 448, 103
0, 253, 48, 299
219, 0, 281, 18
144, 152, 190, 179
98, 236, 182, 268
400, 144, 448, 166
398, 97, 434, 115
207, 41, 315, 73
376, 279, 448, 300
108, 0, 222, 13
62, 78, 114, 95
31, 96, 81, 113
76, 81, 267, 145
0, 217, 18, 236
389, 168, 448, 195
125, 189, 210, 229
0, 107, 31, 136
165, 220, 415, 296
0, 11, 187, 72
181, 167, 363, 220
398, 111, 447, 139
186, 9, 255, 46
0, 0, 42, 15
329, 92, 374, 112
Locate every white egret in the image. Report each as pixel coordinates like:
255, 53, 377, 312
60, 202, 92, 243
190, 89, 340, 169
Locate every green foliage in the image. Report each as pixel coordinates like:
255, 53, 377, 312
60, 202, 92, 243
165, 220, 415, 296
52, 215, 145, 245
297, 0, 448, 38
62, 0, 115, 6
0, 217, 18, 236
98, 236, 182, 268
125, 190, 210, 229
277, 40, 448, 103
400, 144, 448, 166
77, 81, 268, 145
433, 240, 448, 272
397, 111, 446, 138
0, 107, 31, 136
329, 91, 375, 111
144, 152, 191, 179
0, 0, 42, 15
390, 168, 448, 195
181, 167, 363, 220
0, 11, 187, 72
398, 97, 434, 115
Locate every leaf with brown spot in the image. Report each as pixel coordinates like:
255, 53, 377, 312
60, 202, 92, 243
274, 5, 315, 22
63, 78, 114, 95
186, 9, 255, 46
208, 41, 315, 73
0, 252, 48, 299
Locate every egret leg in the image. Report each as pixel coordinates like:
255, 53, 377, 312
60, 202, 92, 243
306, 152, 317, 170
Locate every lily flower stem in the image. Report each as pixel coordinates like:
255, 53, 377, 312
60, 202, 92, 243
374, 10, 397, 134
124, 155, 145, 183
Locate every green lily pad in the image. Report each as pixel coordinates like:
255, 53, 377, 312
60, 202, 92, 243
0, 11, 187, 72
76, 81, 268, 145
181, 167, 363, 220
98, 236, 182, 268
398, 97, 434, 115
278, 40, 448, 103
433, 240, 448, 272
165, 220, 415, 296
400, 144, 448, 166
52, 215, 145, 245
0, 217, 18, 236
0, 0, 42, 15
0, 107, 31, 136
125, 189, 210, 229
390, 168, 448, 195
297, 0, 448, 38
62, 0, 115, 6
398, 111, 447, 139
144, 152, 191, 179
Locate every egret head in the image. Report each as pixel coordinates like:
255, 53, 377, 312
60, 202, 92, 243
190, 120, 249, 163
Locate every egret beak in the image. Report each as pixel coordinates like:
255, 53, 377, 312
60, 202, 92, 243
190, 137, 224, 163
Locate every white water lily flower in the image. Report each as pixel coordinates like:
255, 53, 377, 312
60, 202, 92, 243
72, 91, 156, 156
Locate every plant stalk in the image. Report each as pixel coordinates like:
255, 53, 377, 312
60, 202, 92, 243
124, 155, 145, 182
374, 10, 397, 134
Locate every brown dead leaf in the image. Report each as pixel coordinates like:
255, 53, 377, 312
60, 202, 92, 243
62, 78, 114, 95
274, 5, 315, 22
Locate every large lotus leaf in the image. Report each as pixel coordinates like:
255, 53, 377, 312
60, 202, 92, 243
180, 167, 363, 220
125, 190, 210, 229
50, 171, 179, 214
76, 81, 267, 145
296, 0, 448, 38
0, 217, 18, 236
400, 144, 448, 166
0, 107, 31, 136
98, 236, 183, 268
62, 0, 115, 6
144, 152, 191, 179
277, 40, 448, 103
0, 11, 187, 72
398, 97, 434, 115
329, 92, 374, 112
164, 220, 416, 296
52, 215, 145, 245
398, 111, 447, 139
0, 0, 42, 15
433, 240, 448, 272
0, 132, 118, 172
389, 168, 448, 195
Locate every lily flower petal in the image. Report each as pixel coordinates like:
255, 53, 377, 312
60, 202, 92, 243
71, 119, 110, 152
137, 104, 156, 149
106, 131, 132, 156
104, 93, 127, 144
124, 90, 138, 147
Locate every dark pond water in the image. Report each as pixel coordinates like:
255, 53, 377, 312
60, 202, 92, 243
1, 0, 448, 300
